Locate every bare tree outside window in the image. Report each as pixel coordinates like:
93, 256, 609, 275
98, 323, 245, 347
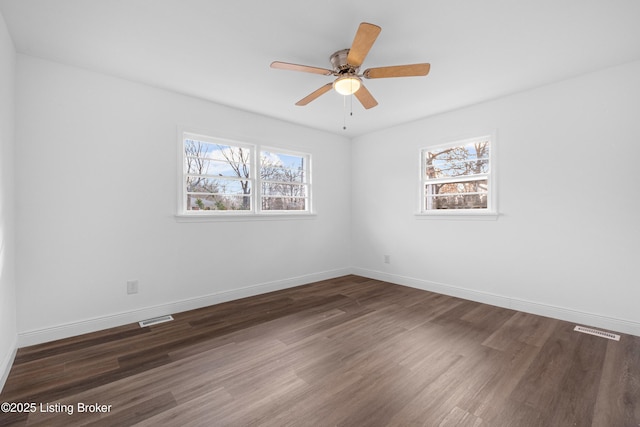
218, 145, 251, 210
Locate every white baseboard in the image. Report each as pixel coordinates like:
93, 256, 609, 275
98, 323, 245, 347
17, 268, 351, 347
0, 337, 17, 393
351, 267, 640, 337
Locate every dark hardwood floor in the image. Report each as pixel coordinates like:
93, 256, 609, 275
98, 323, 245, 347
1, 275, 639, 426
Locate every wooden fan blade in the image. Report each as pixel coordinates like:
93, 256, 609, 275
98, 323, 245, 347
346, 22, 381, 67
363, 63, 431, 79
270, 61, 333, 76
295, 83, 334, 106
354, 84, 378, 109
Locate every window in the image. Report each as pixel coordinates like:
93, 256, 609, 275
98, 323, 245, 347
184, 138, 253, 211
420, 135, 495, 214
260, 150, 309, 211
180, 132, 311, 215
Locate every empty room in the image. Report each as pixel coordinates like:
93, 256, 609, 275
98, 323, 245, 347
1, 1, 639, 426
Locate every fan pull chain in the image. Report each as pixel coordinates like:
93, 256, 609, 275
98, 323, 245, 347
343, 95, 347, 130
350, 92, 354, 117
342, 94, 355, 131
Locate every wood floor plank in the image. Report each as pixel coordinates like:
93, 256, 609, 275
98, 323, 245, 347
12, 324, 148, 364
546, 332, 608, 426
467, 340, 543, 422
134, 387, 234, 427
506, 322, 581, 410
482, 311, 559, 351
1, 275, 638, 426
438, 406, 483, 427
592, 334, 640, 426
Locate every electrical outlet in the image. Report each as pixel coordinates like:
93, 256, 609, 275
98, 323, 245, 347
384, 255, 391, 264
127, 280, 139, 295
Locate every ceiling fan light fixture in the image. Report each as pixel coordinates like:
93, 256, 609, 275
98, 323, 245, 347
333, 75, 361, 95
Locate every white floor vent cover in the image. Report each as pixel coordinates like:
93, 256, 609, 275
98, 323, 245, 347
139, 315, 174, 328
574, 325, 620, 341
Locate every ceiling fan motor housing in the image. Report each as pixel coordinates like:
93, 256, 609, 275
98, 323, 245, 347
330, 49, 359, 74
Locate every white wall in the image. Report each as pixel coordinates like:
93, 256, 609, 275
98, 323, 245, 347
351, 60, 640, 336
15, 55, 351, 345
10, 50, 640, 350
0, 11, 17, 389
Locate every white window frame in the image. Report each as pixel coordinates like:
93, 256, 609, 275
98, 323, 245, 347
177, 130, 313, 220
417, 133, 498, 220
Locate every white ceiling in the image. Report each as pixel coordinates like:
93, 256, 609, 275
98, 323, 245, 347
1, 0, 639, 137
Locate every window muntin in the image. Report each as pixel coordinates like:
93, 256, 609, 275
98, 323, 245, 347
181, 133, 311, 215
421, 136, 493, 212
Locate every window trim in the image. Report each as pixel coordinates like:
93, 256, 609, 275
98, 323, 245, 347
177, 129, 314, 219
416, 132, 498, 220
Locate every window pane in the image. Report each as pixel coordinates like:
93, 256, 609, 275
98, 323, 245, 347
261, 151, 305, 170
185, 139, 251, 178
185, 158, 250, 178
425, 179, 488, 210
186, 177, 251, 195
260, 151, 306, 183
430, 179, 488, 196
262, 197, 307, 211
425, 158, 489, 178
261, 183, 307, 197
186, 194, 251, 211
425, 141, 490, 179
185, 139, 251, 162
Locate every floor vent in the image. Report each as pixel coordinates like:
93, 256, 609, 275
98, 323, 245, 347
139, 315, 174, 328
574, 325, 620, 341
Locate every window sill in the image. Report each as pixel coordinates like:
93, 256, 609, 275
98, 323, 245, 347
415, 211, 499, 221
175, 212, 317, 223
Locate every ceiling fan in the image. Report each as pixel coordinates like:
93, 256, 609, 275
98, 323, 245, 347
270, 22, 430, 110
